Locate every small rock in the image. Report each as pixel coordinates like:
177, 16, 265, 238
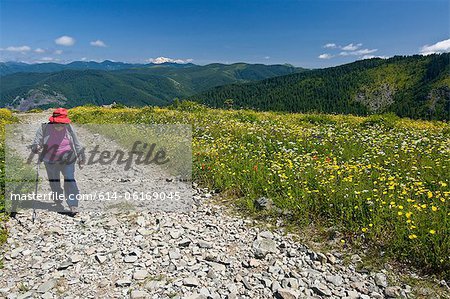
242, 278, 252, 290
124, 255, 138, 263
326, 275, 343, 287
384, 286, 401, 298
178, 238, 191, 247
208, 261, 226, 272
259, 230, 274, 239
249, 258, 260, 267
10, 247, 22, 259
227, 283, 238, 293
271, 281, 281, 292
183, 277, 199, 287
17, 291, 33, 299
351, 281, 368, 294
169, 229, 183, 239
371, 292, 383, 299
254, 197, 274, 210
169, 250, 181, 260
226, 292, 237, 299
206, 269, 216, 279
41, 292, 53, 299
374, 273, 388, 287
95, 254, 107, 264
316, 252, 327, 264
281, 278, 298, 289
199, 287, 210, 297
253, 238, 277, 258
198, 240, 213, 249
326, 253, 336, 264
70, 254, 83, 263
57, 261, 72, 270
116, 279, 132, 287
133, 270, 148, 280
130, 290, 148, 299
312, 281, 332, 296
275, 288, 298, 299
37, 280, 56, 293
287, 249, 297, 257
346, 290, 359, 299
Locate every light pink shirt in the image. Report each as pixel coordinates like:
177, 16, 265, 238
44, 126, 72, 162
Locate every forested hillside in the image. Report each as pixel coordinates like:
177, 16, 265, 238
0, 62, 303, 110
194, 54, 450, 120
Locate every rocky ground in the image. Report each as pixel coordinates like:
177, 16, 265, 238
0, 112, 436, 298
1, 189, 409, 299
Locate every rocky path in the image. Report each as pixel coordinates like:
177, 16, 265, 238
1, 112, 409, 299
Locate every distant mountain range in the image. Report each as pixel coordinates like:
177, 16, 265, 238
193, 54, 450, 120
0, 60, 195, 76
1, 55, 449, 120
0, 61, 304, 110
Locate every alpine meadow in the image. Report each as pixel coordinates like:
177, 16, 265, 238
1, 0, 450, 298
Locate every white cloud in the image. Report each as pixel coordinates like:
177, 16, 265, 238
318, 53, 334, 59
0, 45, 31, 52
341, 43, 362, 51
34, 48, 45, 53
34, 57, 61, 63
54, 50, 63, 55
81, 57, 88, 61
55, 35, 75, 46
321, 41, 380, 59
146, 56, 193, 64
323, 43, 337, 49
90, 40, 107, 47
420, 39, 450, 55
357, 48, 378, 55
264, 56, 270, 59
361, 55, 389, 60
340, 48, 377, 56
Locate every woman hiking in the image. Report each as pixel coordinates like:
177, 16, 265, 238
31, 108, 85, 215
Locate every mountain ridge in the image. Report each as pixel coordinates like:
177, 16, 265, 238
192, 54, 450, 120
0, 62, 305, 110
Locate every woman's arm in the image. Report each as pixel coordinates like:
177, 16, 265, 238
31, 124, 45, 153
68, 124, 86, 162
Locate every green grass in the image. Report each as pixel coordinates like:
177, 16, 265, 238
0, 108, 19, 248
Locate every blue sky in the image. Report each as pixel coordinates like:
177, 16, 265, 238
0, 0, 448, 68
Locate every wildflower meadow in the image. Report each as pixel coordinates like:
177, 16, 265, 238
68, 103, 450, 278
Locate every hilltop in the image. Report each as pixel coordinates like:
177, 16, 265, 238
194, 54, 450, 120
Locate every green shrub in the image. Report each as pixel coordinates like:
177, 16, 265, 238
361, 113, 401, 128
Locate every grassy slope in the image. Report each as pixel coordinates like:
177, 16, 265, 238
0, 109, 18, 248
194, 54, 450, 120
